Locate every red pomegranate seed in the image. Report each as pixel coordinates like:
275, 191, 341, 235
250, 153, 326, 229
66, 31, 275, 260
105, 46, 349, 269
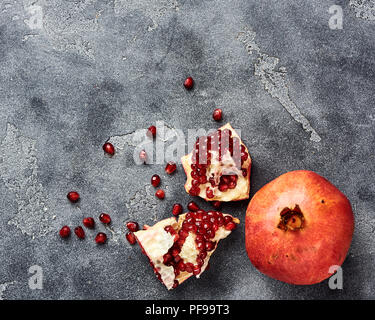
172, 203, 183, 216
99, 213, 111, 224
212, 108, 223, 121
147, 125, 157, 138
199, 251, 207, 259
165, 161, 177, 174
206, 188, 214, 199
139, 150, 147, 163
189, 187, 200, 196
212, 201, 221, 209
172, 280, 179, 289
151, 174, 161, 187
205, 241, 216, 251
185, 263, 194, 273
126, 221, 139, 232
155, 189, 165, 199
177, 261, 186, 272
242, 168, 247, 177
163, 253, 173, 264
102, 142, 115, 155
59, 226, 71, 238
193, 265, 201, 276
126, 232, 136, 245
67, 191, 80, 203
218, 183, 228, 192
224, 216, 233, 225
187, 201, 199, 212
225, 221, 237, 231
74, 226, 85, 239
83, 217, 95, 229
95, 232, 107, 244
184, 76, 194, 90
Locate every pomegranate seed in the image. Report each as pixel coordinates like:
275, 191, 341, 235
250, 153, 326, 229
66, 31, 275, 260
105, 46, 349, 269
189, 187, 201, 196
212, 201, 221, 209
193, 265, 201, 275
151, 174, 161, 187
165, 161, 177, 174
172, 280, 179, 289
183, 76, 194, 90
224, 215, 233, 225
74, 226, 85, 239
187, 201, 199, 212
185, 263, 194, 273
59, 226, 71, 238
196, 241, 206, 251
126, 232, 136, 245
155, 189, 165, 199
172, 203, 183, 216
177, 261, 186, 272
147, 125, 157, 138
99, 213, 111, 224
225, 221, 237, 231
163, 253, 173, 264
139, 150, 147, 163
196, 257, 204, 266
212, 108, 223, 121
218, 183, 228, 192
67, 191, 80, 203
102, 142, 115, 155
199, 251, 207, 259
205, 241, 215, 251
95, 232, 107, 244
126, 221, 139, 232
242, 168, 247, 177
206, 188, 214, 199
83, 217, 95, 229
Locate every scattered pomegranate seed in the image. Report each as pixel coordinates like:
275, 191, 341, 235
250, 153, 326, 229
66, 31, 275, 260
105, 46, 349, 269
83, 217, 95, 229
151, 174, 161, 187
212, 108, 223, 121
184, 76, 194, 90
155, 189, 165, 199
165, 161, 177, 174
67, 191, 80, 203
102, 142, 115, 155
59, 226, 71, 238
74, 226, 85, 239
95, 232, 107, 244
139, 150, 147, 163
172, 203, 183, 216
147, 125, 157, 138
187, 201, 199, 212
99, 213, 111, 224
126, 221, 139, 232
126, 232, 136, 245
225, 221, 237, 231
212, 201, 221, 209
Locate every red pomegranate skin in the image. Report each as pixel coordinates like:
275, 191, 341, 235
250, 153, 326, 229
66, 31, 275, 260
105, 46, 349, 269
245, 170, 354, 285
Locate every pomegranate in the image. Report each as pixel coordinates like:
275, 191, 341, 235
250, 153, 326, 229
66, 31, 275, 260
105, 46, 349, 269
59, 226, 71, 238
126, 232, 137, 245
102, 142, 115, 155
151, 174, 161, 187
126, 221, 139, 232
181, 123, 251, 202
184, 77, 194, 90
134, 209, 239, 290
95, 232, 107, 244
74, 226, 85, 239
245, 170, 354, 285
155, 189, 165, 199
172, 203, 183, 216
99, 213, 111, 224
83, 217, 95, 229
165, 161, 177, 174
212, 108, 223, 121
67, 191, 80, 203
147, 125, 157, 138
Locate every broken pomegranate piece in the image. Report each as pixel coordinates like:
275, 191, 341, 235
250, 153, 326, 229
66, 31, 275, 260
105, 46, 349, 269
181, 123, 251, 202
134, 210, 239, 290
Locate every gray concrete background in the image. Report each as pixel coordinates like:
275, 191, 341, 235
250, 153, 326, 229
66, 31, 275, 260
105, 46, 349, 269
0, 0, 374, 300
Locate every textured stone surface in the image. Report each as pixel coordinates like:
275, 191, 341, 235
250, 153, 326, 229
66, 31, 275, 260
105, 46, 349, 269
0, 0, 374, 299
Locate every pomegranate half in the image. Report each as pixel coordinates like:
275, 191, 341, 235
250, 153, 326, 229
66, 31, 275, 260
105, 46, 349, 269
245, 170, 354, 285
134, 210, 239, 290
181, 123, 251, 202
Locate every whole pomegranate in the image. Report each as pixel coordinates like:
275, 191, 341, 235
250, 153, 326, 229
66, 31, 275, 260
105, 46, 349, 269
245, 170, 354, 285
134, 209, 239, 290
181, 123, 251, 202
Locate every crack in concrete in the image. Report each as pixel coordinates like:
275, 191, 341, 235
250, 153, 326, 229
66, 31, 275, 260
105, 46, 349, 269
237, 27, 322, 142
0, 124, 52, 238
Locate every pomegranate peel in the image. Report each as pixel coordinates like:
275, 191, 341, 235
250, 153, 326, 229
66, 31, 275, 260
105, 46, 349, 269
181, 123, 251, 202
134, 212, 239, 290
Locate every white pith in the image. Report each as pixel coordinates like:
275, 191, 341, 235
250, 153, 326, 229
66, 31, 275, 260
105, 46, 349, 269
134, 213, 240, 290
181, 123, 251, 202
